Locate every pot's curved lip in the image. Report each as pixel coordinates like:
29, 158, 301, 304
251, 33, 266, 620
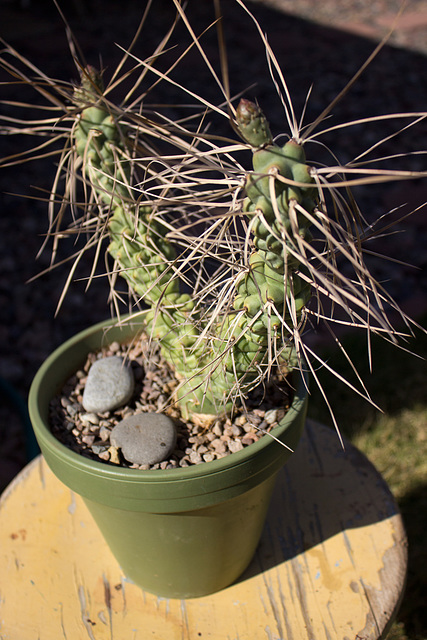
28, 316, 309, 487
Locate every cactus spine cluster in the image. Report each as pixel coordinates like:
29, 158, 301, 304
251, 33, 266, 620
230, 100, 315, 372
73, 71, 316, 418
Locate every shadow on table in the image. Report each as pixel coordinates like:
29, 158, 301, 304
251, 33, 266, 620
238, 419, 401, 581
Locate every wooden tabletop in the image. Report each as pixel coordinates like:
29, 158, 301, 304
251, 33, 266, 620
0, 420, 407, 639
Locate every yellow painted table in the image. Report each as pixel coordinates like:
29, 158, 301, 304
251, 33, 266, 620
0, 420, 406, 640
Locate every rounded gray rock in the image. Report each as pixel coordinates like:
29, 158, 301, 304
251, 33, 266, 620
110, 413, 177, 465
82, 356, 135, 413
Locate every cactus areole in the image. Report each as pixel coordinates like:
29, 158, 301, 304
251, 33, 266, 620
72, 70, 316, 420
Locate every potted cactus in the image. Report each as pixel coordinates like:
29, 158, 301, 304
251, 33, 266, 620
1, 1, 425, 598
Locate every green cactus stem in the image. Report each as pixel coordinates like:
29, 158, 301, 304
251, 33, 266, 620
71, 73, 315, 418
73, 69, 209, 413
231, 99, 316, 370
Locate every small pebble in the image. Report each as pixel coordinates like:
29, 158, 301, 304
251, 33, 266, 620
228, 440, 244, 453
243, 422, 255, 432
211, 439, 227, 454
264, 409, 278, 425
212, 422, 223, 437
99, 426, 111, 442
91, 444, 109, 455
66, 403, 80, 418
189, 451, 203, 464
197, 445, 208, 454
110, 413, 177, 465
82, 356, 135, 413
108, 446, 121, 465
80, 413, 99, 426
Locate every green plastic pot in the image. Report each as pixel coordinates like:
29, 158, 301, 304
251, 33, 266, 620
28, 317, 308, 598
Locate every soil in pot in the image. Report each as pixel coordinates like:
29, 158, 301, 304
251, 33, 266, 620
49, 332, 295, 470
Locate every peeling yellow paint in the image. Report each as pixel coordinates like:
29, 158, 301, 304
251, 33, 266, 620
305, 544, 344, 591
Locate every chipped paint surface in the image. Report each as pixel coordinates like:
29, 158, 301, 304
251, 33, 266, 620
0, 421, 406, 639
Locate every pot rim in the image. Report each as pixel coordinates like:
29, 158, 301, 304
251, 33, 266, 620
28, 317, 308, 507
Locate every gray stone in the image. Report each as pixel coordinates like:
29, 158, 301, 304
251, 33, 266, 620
82, 356, 135, 413
110, 413, 177, 465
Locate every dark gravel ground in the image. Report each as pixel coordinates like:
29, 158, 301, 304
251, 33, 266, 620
1, 0, 427, 487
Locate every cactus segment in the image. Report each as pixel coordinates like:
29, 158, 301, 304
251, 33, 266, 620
236, 98, 273, 147
73, 66, 104, 107
230, 100, 317, 377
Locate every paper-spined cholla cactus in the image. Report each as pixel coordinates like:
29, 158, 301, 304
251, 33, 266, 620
1, 1, 425, 427
70, 68, 317, 418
